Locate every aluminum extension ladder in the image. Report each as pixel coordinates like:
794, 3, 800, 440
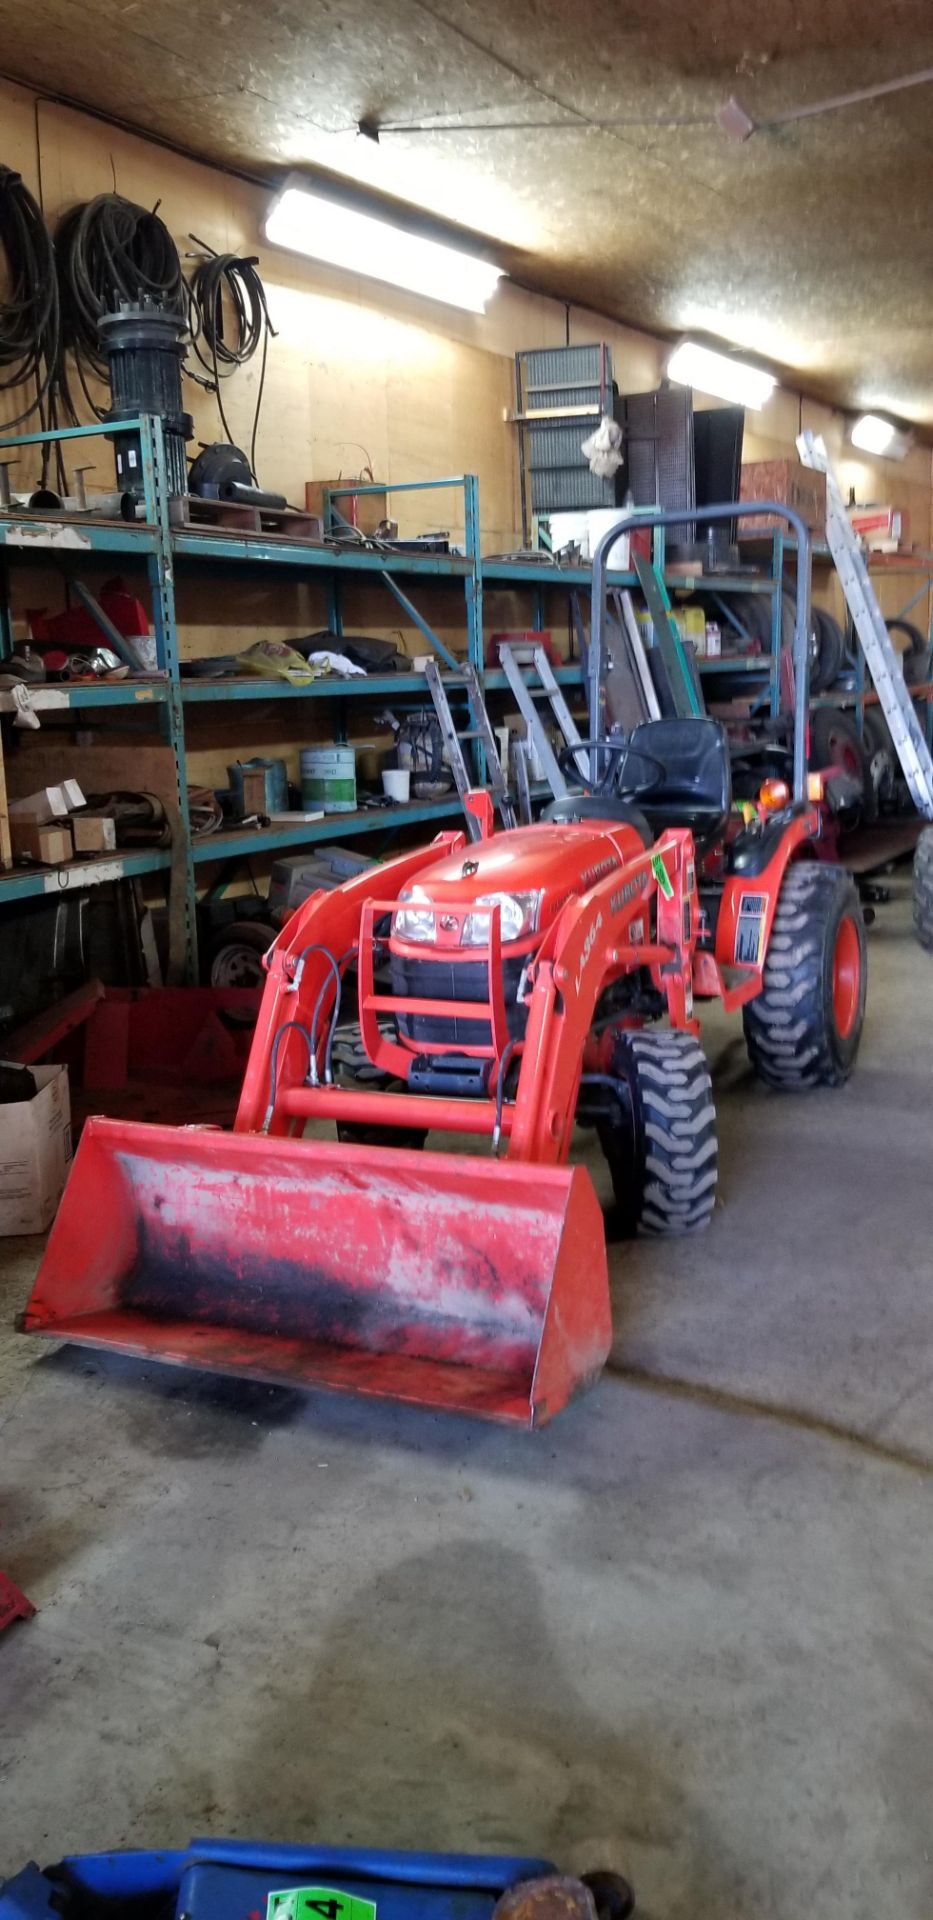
422, 657, 516, 838
497, 642, 589, 798
798, 430, 933, 817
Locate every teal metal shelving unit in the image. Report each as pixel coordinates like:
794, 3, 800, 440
0, 424, 491, 976
4, 426, 881, 976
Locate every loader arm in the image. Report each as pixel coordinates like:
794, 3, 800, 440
509, 829, 699, 1161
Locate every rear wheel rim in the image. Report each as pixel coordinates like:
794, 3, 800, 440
832, 915, 861, 1038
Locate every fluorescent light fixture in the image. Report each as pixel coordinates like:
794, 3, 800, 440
264, 179, 503, 313
666, 339, 776, 410
850, 412, 910, 458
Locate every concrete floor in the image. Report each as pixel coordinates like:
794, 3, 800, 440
2, 876, 933, 1918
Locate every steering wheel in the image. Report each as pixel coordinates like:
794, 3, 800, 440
558, 737, 666, 801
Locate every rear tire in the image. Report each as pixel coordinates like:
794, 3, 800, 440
597, 1030, 718, 1236
809, 705, 874, 821
912, 828, 933, 951
209, 918, 272, 989
743, 863, 866, 1088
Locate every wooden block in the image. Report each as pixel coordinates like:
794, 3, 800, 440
72, 812, 117, 854
11, 819, 73, 865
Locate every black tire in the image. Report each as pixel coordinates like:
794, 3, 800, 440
811, 609, 847, 694
887, 618, 932, 688
597, 1029, 718, 1236
809, 705, 874, 821
780, 589, 821, 684
862, 707, 897, 809
913, 828, 933, 951
581, 1872, 636, 1920
743, 863, 866, 1089
730, 591, 771, 654
210, 918, 273, 988
336, 1120, 428, 1151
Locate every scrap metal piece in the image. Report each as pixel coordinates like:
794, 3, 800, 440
494, 1877, 599, 1920
0, 1570, 36, 1634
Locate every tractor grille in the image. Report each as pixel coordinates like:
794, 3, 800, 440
390, 953, 528, 1050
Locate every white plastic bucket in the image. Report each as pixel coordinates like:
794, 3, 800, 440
382, 768, 410, 803
301, 744, 356, 813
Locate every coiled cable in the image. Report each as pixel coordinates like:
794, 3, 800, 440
186, 236, 275, 479
0, 165, 60, 428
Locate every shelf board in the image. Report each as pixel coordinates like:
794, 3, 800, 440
0, 845, 170, 902
484, 663, 584, 690
182, 671, 450, 702
0, 513, 472, 577
0, 679, 168, 713
697, 655, 771, 673
181, 665, 588, 700
738, 534, 833, 564
190, 796, 466, 863
482, 561, 772, 593
483, 561, 635, 588
172, 530, 470, 577
0, 514, 160, 557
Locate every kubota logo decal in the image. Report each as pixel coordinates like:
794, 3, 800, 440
609, 875, 645, 914
581, 855, 619, 887
575, 913, 603, 992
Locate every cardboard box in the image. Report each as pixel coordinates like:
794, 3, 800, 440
71, 812, 117, 855
11, 819, 73, 865
739, 459, 826, 536
0, 1063, 72, 1234
305, 479, 389, 537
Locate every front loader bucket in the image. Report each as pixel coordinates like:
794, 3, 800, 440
24, 1118, 612, 1427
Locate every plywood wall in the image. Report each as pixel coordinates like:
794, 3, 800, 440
1, 68, 932, 800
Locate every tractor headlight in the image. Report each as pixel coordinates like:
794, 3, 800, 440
392, 888, 436, 943
462, 890, 542, 946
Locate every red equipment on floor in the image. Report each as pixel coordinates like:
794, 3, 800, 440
0, 1570, 35, 1634
22, 504, 868, 1428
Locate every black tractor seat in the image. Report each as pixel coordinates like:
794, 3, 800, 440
629, 717, 732, 847
541, 718, 732, 853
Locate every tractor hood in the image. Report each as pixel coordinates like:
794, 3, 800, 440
409, 822, 636, 905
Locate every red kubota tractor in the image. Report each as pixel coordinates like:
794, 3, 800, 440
25, 505, 867, 1427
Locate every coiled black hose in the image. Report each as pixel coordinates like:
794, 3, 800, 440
56, 192, 184, 412
0, 165, 60, 428
186, 236, 275, 478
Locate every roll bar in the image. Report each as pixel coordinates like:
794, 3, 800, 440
590, 502, 813, 805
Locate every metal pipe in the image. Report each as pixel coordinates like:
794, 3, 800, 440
279, 1084, 511, 1135
590, 501, 813, 804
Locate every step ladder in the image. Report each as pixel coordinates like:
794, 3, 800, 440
497, 643, 589, 798
423, 658, 516, 839
798, 430, 933, 818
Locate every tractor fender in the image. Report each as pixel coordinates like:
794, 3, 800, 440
715, 808, 821, 974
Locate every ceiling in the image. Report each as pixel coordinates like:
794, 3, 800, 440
5, 0, 933, 422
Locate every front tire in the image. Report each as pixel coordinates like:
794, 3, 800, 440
597, 1029, 718, 1236
743, 862, 866, 1088
913, 828, 933, 951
